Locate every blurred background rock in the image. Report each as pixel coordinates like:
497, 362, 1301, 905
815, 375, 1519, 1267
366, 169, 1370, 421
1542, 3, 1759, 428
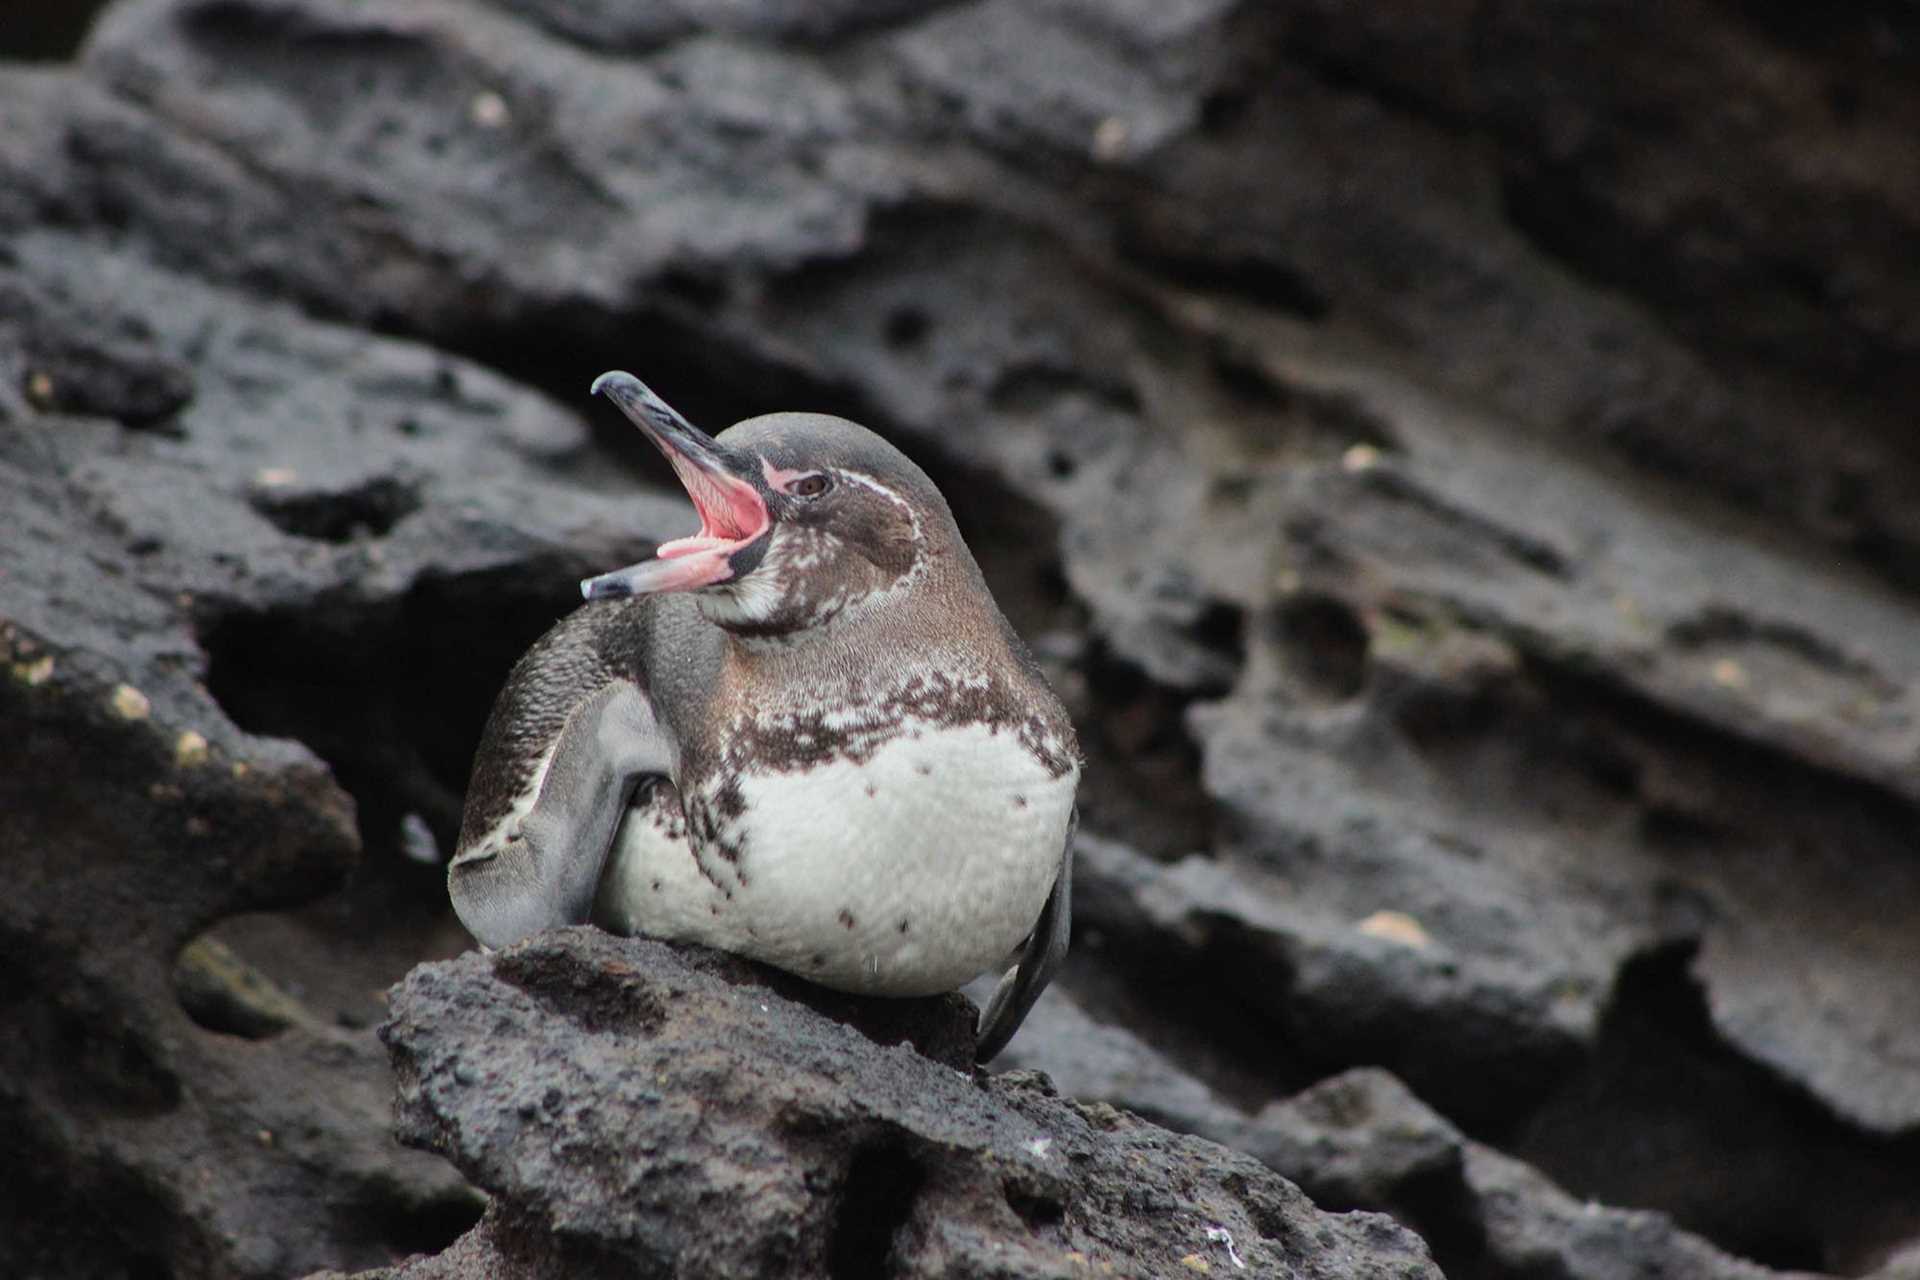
4, 2, 1919, 1277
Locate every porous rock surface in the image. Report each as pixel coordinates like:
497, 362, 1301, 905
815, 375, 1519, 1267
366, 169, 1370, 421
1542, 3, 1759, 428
1002, 992, 1834, 1280
5, 0, 1920, 1276
321, 928, 1438, 1278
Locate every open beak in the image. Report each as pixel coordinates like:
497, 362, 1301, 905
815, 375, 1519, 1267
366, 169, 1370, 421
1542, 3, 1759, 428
580, 371, 771, 600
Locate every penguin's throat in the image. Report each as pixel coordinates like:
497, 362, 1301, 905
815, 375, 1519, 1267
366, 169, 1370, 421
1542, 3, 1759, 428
655, 462, 769, 561
701, 530, 907, 643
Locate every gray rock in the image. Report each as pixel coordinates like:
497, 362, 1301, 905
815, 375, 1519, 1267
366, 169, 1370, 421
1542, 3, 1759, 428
1250, 1068, 1830, 1280
1867, 1236, 1920, 1280
835, 982, 1839, 1280
0, 221, 689, 1276
67, 0, 1920, 595
981, 980, 1250, 1144
6, 0, 1920, 1272
1172, 415, 1920, 1138
1061, 833, 1920, 1269
355, 927, 1440, 1279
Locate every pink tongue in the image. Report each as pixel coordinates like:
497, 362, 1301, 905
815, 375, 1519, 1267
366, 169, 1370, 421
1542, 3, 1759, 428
657, 534, 731, 560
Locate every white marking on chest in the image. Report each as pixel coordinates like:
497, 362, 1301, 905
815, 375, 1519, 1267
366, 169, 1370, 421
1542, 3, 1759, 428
599, 718, 1077, 995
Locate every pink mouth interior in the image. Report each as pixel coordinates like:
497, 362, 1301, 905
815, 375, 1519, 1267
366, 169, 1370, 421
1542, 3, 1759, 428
654, 455, 769, 561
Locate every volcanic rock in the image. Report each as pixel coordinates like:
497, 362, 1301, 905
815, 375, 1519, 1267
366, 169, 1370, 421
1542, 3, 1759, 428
346, 927, 1440, 1279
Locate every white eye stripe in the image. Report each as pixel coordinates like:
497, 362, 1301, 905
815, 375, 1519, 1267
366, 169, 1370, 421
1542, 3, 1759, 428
846, 471, 920, 530
837, 470, 908, 509
836, 470, 897, 498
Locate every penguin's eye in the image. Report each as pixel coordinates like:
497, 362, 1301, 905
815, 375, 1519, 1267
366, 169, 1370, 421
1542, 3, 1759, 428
790, 473, 832, 499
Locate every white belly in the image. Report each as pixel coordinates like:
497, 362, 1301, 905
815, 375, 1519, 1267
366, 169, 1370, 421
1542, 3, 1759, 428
596, 720, 1077, 995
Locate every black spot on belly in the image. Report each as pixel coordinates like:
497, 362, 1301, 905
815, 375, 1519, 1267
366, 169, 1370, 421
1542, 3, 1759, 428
864, 783, 877, 798
711, 776, 747, 819
811, 953, 827, 967
651, 879, 662, 891
838, 908, 856, 930
915, 763, 931, 775
897, 919, 910, 934
1012, 794, 1028, 808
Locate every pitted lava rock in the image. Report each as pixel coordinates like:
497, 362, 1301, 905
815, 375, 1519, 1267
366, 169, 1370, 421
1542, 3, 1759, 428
6, 0, 1920, 1276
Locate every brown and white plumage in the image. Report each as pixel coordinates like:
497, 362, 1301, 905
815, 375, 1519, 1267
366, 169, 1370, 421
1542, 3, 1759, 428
449, 373, 1078, 1061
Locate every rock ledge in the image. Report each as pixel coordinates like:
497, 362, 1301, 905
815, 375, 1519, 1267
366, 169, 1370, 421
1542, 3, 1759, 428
351, 928, 1439, 1279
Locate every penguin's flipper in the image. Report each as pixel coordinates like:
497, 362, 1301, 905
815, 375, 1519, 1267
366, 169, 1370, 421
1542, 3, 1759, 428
448, 604, 672, 950
975, 811, 1075, 1063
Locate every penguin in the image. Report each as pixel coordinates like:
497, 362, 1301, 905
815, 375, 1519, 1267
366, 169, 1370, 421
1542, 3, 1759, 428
449, 371, 1079, 1061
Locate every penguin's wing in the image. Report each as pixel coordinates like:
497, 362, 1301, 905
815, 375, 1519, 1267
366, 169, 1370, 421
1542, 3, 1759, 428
448, 602, 671, 950
975, 808, 1075, 1063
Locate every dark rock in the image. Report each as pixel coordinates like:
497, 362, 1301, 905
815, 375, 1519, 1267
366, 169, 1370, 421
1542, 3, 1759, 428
998, 1022, 1837, 1280
4, 0, 1920, 1273
353, 928, 1440, 1279
1170, 449, 1920, 1141
478, 0, 954, 53
0, 215, 694, 1276
1253, 1068, 1834, 1280
981, 981, 1251, 1144
172, 934, 319, 1039
0, 273, 194, 426
1868, 1237, 1920, 1280
68, 0, 1920, 595
1062, 829, 1920, 1271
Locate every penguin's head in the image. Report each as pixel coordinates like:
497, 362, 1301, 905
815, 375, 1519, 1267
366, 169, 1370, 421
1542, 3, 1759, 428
581, 371, 955, 638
